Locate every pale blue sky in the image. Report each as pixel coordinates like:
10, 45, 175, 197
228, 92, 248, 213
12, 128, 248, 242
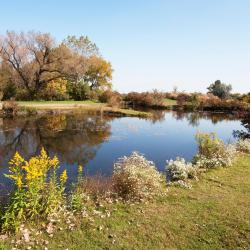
0, 0, 249, 93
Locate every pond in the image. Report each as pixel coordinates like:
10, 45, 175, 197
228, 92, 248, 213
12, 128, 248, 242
0, 110, 248, 198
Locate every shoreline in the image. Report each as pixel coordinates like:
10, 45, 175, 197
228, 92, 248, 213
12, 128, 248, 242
0, 101, 151, 118
0, 100, 249, 119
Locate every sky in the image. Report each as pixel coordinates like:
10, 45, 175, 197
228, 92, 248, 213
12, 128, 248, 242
0, 0, 249, 93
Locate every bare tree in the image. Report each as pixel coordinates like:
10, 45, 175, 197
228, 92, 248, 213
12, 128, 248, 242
0, 31, 71, 99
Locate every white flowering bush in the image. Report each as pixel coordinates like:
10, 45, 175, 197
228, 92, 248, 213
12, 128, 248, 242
236, 139, 250, 154
112, 152, 164, 201
166, 157, 197, 181
193, 132, 236, 169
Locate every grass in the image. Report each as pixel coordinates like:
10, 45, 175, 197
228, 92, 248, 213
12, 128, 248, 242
17, 100, 103, 107
16, 100, 150, 118
163, 98, 177, 106
1, 155, 249, 249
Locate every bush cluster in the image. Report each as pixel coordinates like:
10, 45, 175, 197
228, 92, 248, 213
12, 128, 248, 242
124, 90, 164, 107
99, 90, 123, 107
163, 91, 250, 111
166, 157, 197, 181
112, 152, 164, 201
165, 132, 242, 185
193, 132, 236, 168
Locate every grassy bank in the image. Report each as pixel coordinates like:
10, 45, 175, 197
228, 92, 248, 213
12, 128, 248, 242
163, 98, 177, 106
16, 101, 151, 118
1, 155, 249, 250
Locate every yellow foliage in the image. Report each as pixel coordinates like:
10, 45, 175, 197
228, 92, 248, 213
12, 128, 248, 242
7, 148, 60, 188
46, 78, 67, 95
60, 170, 68, 185
7, 152, 25, 189
4, 148, 67, 231
45, 115, 67, 131
42, 78, 68, 100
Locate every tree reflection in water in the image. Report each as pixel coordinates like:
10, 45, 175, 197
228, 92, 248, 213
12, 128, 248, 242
0, 114, 112, 167
171, 110, 246, 127
0, 111, 247, 167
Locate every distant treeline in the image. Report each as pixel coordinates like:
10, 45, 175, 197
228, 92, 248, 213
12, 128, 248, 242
0, 33, 249, 112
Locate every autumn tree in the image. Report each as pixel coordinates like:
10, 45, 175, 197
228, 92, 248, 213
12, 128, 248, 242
84, 56, 112, 90
64, 35, 112, 90
0, 31, 72, 99
0, 31, 113, 100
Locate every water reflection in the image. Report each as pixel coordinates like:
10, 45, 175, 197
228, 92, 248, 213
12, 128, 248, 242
0, 114, 112, 167
171, 110, 245, 125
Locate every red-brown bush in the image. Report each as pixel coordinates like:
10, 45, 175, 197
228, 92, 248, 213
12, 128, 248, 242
124, 90, 164, 107
99, 90, 123, 107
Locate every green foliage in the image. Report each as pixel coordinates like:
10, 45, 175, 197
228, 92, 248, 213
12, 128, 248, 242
193, 132, 236, 168
67, 80, 92, 100
70, 165, 88, 212
195, 132, 223, 157
207, 80, 232, 99
2, 82, 17, 100
189, 93, 201, 110
63, 35, 99, 57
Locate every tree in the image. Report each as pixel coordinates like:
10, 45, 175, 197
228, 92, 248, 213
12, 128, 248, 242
0, 31, 113, 100
207, 80, 232, 99
64, 36, 112, 90
63, 35, 99, 58
0, 31, 72, 99
84, 56, 112, 90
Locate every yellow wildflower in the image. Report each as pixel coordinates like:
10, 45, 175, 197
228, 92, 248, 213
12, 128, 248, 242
8, 175, 23, 189
60, 170, 68, 185
50, 156, 59, 169
6, 151, 25, 189
9, 152, 25, 170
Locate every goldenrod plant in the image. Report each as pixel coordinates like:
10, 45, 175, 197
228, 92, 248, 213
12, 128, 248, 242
2, 149, 67, 231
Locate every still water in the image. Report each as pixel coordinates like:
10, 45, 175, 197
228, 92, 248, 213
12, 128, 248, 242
0, 110, 248, 196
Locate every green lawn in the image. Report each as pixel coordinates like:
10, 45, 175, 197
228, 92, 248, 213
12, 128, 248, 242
1, 155, 249, 249
17, 100, 102, 106
163, 98, 177, 106
16, 100, 150, 118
